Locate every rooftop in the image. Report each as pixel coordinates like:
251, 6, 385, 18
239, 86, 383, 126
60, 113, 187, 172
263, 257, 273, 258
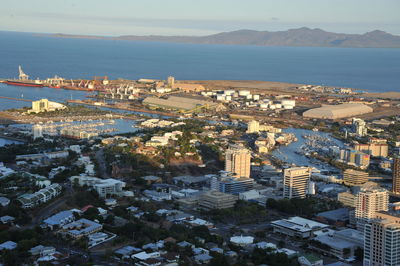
314, 235, 355, 249
271, 216, 329, 233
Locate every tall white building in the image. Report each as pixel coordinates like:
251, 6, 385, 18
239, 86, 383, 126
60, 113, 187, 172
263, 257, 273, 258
32, 124, 43, 139
283, 167, 311, 199
225, 144, 251, 178
246, 120, 260, 134
352, 118, 367, 137
364, 215, 400, 266
355, 186, 389, 230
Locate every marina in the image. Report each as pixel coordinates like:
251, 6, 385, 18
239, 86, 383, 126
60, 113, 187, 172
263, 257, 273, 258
272, 128, 345, 173
15, 118, 139, 139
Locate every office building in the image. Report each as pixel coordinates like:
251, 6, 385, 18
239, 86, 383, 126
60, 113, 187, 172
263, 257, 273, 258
352, 118, 367, 137
246, 120, 260, 133
339, 148, 370, 169
271, 216, 329, 239
364, 215, 400, 266
283, 167, 311, 199
32, 124, 43, 139
199, 191, 238, 210
225, 144, 251, 178
216, 177, 255, 194
355, 187, 389, 230
354, 142, 388, 158
338, 191, 357, 207
167, 76, 175, 88
31, 99, 49, 113
28, 98, 66, 114
393, 156, 400, 195
343, 169, 369, 186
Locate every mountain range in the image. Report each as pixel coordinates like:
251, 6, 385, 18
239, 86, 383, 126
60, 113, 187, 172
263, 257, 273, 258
51, 27, 400, 48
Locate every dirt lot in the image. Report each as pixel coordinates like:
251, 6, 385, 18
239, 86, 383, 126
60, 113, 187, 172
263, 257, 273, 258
357, 105, 400, 120
362, 91, 400, 99
183, 80, 304, 95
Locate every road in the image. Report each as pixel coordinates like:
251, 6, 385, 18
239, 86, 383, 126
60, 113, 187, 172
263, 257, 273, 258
95, 148, 110, 178
28, 183, 74, 228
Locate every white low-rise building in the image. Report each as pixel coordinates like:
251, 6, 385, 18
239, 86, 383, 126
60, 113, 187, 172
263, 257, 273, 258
271, 216, 329, 239
230, 235, 254, 246
43, 209, 80, 230
18, 183, 62, 209
70, 176, 126, 198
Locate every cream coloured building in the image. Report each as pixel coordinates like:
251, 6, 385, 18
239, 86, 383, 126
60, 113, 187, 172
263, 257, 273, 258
343, 169, 369, 186
29, 98, 66, 113
393, 156, 400, 194
338, 191, 357, 207
199, 191, 238, 210
364, 214, 400, 266
225, 144, 251, 178
283, 167, 311, 199
246, 120, 260, 133
355, 186, 389, 230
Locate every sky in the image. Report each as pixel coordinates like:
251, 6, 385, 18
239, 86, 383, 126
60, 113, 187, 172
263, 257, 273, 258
1, 0, 400, 36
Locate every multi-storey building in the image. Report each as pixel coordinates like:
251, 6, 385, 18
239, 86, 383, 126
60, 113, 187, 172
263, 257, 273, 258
355, 187, 389, 230
199, 191, 238, 210
225, 144, 251, 178
18, 183, 62, 209
343, 169, 369, 186
246, 120, 260, 134
392, 156, 400, 194
339, 148, 370, 169
217, 177, 255, 194
352, 118, 367, 137
354, 142, 388, 158
283, 167, 311, 199
364, 215, 400, 266
338, 191, 357, 207
70, 176, 126, 198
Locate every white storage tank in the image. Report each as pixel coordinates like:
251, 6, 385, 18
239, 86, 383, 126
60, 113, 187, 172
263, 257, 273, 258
246, 94, 253, 100
259, 103, 269, 109
253, 94, 260, 101
239, 90, 251, 96
225, 95, 232, 101
216, 95, 225, 101
269, 104, 276, 110
275, 103, 282, 109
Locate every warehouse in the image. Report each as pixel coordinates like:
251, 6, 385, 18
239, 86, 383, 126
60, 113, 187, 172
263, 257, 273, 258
143, 96, 222, 113
303, 103, 373, 119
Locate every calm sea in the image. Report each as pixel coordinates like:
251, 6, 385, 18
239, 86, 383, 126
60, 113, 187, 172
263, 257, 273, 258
0, 30, 400, 110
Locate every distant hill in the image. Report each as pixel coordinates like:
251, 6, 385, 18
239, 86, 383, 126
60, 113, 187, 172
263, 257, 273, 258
50, 27, 400, 48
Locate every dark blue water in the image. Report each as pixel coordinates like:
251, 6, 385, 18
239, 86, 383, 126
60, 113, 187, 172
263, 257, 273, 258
0, 83, 90, 110
0, 31, 399, 100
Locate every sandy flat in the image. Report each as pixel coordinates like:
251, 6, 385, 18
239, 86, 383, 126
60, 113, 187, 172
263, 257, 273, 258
362, 92, 400, 99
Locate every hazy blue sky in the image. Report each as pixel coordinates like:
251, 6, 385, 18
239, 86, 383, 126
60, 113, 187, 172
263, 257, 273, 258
1, 0, 400, 36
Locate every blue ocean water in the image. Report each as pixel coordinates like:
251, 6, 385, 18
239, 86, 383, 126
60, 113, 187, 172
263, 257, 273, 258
0, 30, 399, 100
